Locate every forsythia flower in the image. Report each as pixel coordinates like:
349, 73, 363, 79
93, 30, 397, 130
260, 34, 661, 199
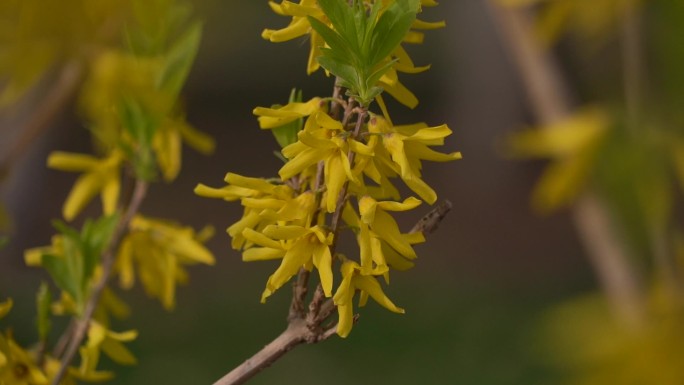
280, 110, 374, 212
47, 150, 123, 221
115, 215, 215, 310
245, 225, 334, 302
0, 334, 48, 385
198, 0, 460, 337
0, 299, 11, 319
369, 115, 462, 204
72, 321, 137, 382
333, 259, 404, 338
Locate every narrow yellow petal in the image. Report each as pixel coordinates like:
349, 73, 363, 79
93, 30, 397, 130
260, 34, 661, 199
377, 196, 422, 212
262, 224, 308, 240
336, 303, 354, 338
47, 152, 99, 172
101, 172, 120, 216
0, 298, 12, 318
313, 244, 333, 297
63, 172, 104, 221
353, 275, 404, 314
243, 247, 286, 261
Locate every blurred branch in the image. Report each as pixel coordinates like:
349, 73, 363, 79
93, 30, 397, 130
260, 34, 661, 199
486, 1, 647, 328
0, 61, 84, 180
51, 179, 148, 385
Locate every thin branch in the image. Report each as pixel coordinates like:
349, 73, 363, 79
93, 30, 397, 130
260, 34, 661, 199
486, 1, 647, 328
212, 320, 308, 385
0, 61, 84, 179
50, 180, 148, 385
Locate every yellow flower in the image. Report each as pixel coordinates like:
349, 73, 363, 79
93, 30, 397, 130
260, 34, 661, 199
261, 0, 326, 74
0, 299, 11, 319
280, 110, 374, 212
342, 202, 425, 276
333, 259, 404, 338
359, 196, 423, 259
369, 115, 462, 204
154, 117, 216, 182
47, 150, 123, 221
250, 225, 334, 302
115, 215, 215, 310
0, 333, 48, 385
253, 97, 324, 129
195, 173, 316, 250
507, 107, 609, 212
72, 321, 137, 382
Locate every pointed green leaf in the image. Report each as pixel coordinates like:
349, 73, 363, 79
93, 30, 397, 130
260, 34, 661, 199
42, 253, 80, 305
157, 21, 202, 98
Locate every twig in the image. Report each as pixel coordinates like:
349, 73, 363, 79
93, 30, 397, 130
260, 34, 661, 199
0, 61, 84, 179
50, 180, 148, 385
486, 1, 647, 328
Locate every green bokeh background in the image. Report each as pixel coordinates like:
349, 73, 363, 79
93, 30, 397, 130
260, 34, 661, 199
0, 1, 601, 383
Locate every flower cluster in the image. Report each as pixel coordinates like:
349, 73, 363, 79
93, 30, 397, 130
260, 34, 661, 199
197, 0, 460, 337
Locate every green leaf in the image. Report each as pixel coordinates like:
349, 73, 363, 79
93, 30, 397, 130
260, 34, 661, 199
36, 282, 52, 341
42, 253, 80, 305
271, 89, 304, 148
81, 214, 119, 287
369, 0, 420, 66
157, 21, 202, 98
119, 99, 158, 180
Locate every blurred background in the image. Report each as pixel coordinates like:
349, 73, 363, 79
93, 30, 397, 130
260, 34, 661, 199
2, 0, 683, 384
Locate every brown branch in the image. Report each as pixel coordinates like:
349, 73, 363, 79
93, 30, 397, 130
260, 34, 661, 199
486, 1, 647, 328
0, 61, 84, 180
50, 180, 148, 385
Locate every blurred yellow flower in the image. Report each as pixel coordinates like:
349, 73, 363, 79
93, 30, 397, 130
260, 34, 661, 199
507, 107, 609, 212
47, 150, 123, 221
0, 332, 48, 385
0, 299, 11, 319
115, 215, 215, 310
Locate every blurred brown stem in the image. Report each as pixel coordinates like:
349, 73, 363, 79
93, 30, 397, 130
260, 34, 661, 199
0, 61, 83, 179
486, 1, 647, 328
50, 180, 148, 385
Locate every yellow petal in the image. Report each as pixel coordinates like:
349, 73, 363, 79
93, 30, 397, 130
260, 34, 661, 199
313, 244, 333, 297
359, 196, 378, 224
262, 225, 308, 240
352, 275, 405, 314
47, 152, 100, 172
101, 172, 120, 215
242, 228, 283, 249
243, 247, 286, 261
63, 172, 104, 221
0, 298, 12, 318
336, 303, 354, 338
262, 17, 310, 43
179, 122, 215, 155
403, 174, 438, 204
376, 196, 422, 212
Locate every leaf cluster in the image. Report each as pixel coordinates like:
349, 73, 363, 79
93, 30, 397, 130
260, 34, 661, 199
309, 0, 420, 106
41, 215, 119, 314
